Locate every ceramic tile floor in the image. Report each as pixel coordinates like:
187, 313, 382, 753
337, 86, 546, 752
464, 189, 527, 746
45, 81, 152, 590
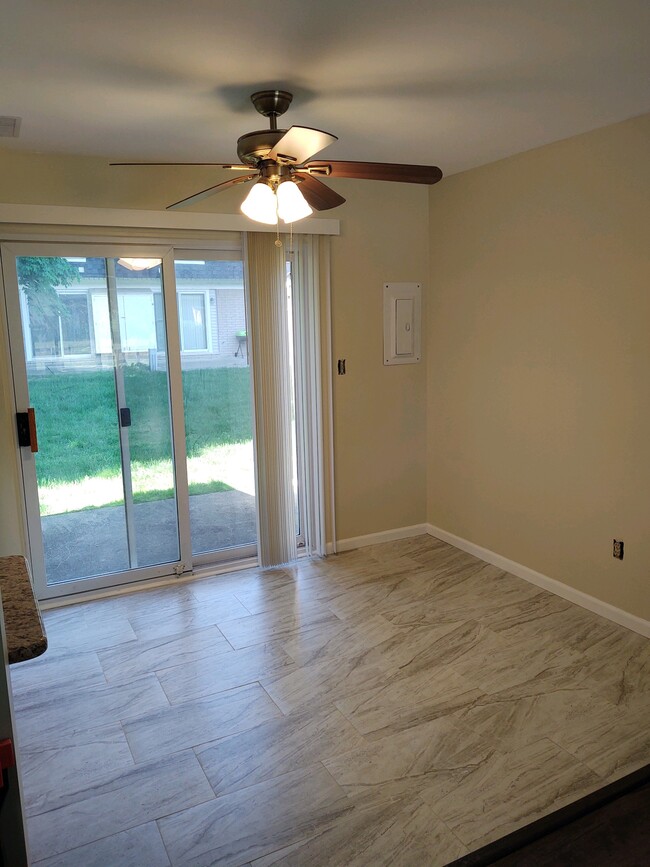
10, 535, 650, 866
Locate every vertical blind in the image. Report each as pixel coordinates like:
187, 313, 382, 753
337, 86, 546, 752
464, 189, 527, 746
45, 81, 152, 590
290, 235, 330, 558
245, 232, 296, 566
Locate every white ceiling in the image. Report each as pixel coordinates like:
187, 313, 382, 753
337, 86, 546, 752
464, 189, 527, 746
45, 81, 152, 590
2, 0, 649, 177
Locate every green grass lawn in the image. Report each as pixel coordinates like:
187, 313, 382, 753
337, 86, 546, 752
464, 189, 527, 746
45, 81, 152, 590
28, 365, 253, 513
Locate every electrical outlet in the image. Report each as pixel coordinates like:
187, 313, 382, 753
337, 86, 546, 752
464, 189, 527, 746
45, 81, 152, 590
613, 539, 624, 560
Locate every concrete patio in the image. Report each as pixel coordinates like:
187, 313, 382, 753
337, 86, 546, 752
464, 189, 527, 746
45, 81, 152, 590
41, 490, 257, 586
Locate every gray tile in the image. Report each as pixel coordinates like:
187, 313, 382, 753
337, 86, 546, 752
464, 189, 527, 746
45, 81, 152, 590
10, 652, 107, 715
324, 576, 429, 622
157, 642, 296, 705
232, 576, 331, 616
324, 715, 497, 807
158, 764, 351, 866
455, 677, 650, 769
446, 632, 587, 696
42, 604, 138, 652
10, 650, 105, 697
27, 750, 214, 862
543, 692, 650, 779
280, 614, 403, 667
451, 688, 560, 752
371, 620, 508, 677
32, 821, 170, 867
389, 568, 540, 625
217, 604, 340, 649
15, 674, 169, 749
263, 646, 390, 715
196, 707, 365, 795
127, 591, 250, 640
97, 626, 231, 685
20, 722, 135, 817
425, 737, 600, 848
335, 662, 485, 738
251, 796, 468, 867
480, 592, 577, 644
579, 628, 650, 712
188, 569, 294, 605
123, 682, 282, 763
406, 548, 491, 584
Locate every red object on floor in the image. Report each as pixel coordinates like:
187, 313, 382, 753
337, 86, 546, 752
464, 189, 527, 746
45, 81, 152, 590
0, 739, 15, 787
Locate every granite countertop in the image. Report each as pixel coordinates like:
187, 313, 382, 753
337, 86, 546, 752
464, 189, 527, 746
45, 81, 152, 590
0, 555, 48, 664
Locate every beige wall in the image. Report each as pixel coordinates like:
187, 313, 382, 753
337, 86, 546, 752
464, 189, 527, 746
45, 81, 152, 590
427, 113, 650, 620
329, 181, 429, 540
0, 149, 429, 553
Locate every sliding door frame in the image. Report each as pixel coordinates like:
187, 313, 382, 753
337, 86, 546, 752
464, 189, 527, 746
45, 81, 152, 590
1, 241, 195, 599
174, 248, 257, 567
1, 227, 325, 597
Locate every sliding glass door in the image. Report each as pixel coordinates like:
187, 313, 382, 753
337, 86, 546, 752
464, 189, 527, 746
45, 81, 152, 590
2, 242, 257, 599
173, 254, 256, 562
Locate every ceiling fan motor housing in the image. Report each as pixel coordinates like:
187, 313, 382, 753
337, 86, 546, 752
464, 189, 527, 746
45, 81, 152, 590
237, 130, 288, 166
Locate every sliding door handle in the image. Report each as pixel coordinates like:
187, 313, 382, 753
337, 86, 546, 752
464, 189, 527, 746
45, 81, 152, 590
16, 408, 38, 453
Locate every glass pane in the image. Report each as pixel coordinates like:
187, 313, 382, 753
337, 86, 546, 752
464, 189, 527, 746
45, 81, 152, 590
153, 292, 165, 349
179, 293, 207, 350
112, 258, 180, 569
174, 258, 256, 555
26, 283, 61, 357
60, 294, 91, 355
18, 256, 130, 584
17, 254, 180, 585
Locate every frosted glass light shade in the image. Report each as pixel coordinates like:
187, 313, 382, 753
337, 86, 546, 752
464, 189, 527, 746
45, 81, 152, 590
118, 257, 161, 271
277, 181, 312, 223
241, 182, 277, 224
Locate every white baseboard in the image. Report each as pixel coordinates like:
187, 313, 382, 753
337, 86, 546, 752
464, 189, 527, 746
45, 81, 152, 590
426, 523, 650, 639
326, 524, 429, 556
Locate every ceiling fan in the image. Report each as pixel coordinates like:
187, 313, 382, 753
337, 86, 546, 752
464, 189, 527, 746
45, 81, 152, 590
111, 89, 443, 224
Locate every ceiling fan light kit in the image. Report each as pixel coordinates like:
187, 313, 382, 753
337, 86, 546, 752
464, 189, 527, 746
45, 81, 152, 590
276, 179, 313, 222
111, 89, 443, 224
240, 181, 278, 224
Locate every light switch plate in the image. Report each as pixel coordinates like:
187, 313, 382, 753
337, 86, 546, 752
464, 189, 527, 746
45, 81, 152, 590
383, 283, 421, 365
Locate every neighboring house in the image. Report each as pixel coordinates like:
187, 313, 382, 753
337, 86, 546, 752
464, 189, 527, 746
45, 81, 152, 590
20, 258, 248, 372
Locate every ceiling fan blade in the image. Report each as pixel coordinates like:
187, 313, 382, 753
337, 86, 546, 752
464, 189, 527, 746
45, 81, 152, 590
167, 173, 257, 210
304, 160, 443, 185
111, 162, 251, 170
296, 174, 346, 211
268, 126, 338, 165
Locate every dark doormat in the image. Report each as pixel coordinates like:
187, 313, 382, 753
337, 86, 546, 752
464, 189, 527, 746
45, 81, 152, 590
447, 763, 650, 866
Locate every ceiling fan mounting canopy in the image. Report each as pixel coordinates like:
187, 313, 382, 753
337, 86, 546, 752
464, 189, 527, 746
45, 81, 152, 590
110, 88, 443, 217
250, 89, 293, 121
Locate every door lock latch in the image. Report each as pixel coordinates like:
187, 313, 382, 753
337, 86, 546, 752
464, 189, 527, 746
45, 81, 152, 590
16, 408, 38, 452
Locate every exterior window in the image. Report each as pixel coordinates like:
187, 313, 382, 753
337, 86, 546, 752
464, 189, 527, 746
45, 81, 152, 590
179, 292, 208, 351
28, 303, 60, 357
153, 293, 166, 350
28, 291, 91, 357
117, 293, 156, 352
60, 294, 91, 355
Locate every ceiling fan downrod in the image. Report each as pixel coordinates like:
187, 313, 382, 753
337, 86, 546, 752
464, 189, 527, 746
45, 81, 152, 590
250, 90, 294, 131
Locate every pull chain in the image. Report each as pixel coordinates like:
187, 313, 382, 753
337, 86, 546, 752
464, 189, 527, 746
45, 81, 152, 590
274, 200, 282, 247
